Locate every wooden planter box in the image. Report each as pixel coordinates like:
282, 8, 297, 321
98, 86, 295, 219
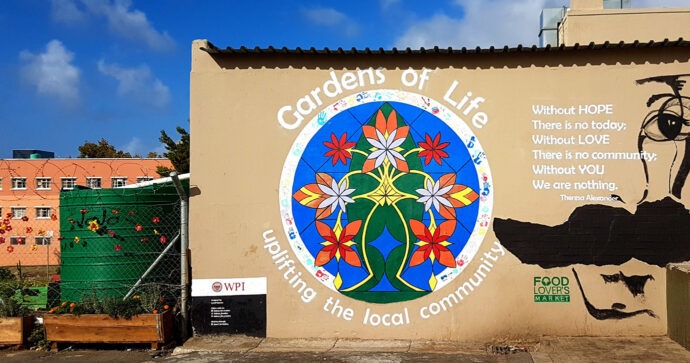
44, 312, 172, 350
0, 316, 34, 346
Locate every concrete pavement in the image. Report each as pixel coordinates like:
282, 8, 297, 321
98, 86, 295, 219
167, 334, 690, 362
3, 335, 690, 362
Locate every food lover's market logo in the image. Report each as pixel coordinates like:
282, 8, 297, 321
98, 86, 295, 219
280, 90, 493, 304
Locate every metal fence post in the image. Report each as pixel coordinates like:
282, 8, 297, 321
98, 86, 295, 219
170, 172, 190, 340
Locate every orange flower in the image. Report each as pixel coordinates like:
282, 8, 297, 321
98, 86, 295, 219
408, 220, 457, 268
6, 246, 13, 253
163, 305, 169, 310
152, 310, 158, 314
31, 245, 38, 251
314, 220, 362, 267
69, 302, 76, 308
50, 214, 58, 221
88, 220, 100, 232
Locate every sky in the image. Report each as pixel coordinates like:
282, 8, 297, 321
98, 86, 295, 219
1, 0, 689, 158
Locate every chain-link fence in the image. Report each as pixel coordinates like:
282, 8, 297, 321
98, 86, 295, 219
0, 177, 188, 342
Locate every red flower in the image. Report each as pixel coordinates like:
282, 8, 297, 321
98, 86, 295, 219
128, 211, 135, 216
112, 209, 119, 215
5, 226, 12, 232
21, 216, 29, 222
314, 220, 362, 267
408, 220, 457, 268
418, 132, 449, 166
5, 213, 12, 219
141, 238, 149, 243
160, 235, 167, 244
323, 132, 356, 165
25, 227, 33, 234
0, 237, 4, 244
0, 229, 4, 235
80, 209, 88, 214
152, 216, 161, 224
16, 237, 24, 245
7, 246, 13, 253
108, 230, 115, 237
135, 224, 143, 232
51, 214, 58, 221
114, 244, 122, 251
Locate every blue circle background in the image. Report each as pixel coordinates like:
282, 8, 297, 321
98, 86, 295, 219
291, 101, 480, 292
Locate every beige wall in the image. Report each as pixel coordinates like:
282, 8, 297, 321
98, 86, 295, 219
190, 39, 690, 340
560, 8, 690, 46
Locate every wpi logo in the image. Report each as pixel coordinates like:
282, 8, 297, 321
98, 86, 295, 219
212, 281, 222, 293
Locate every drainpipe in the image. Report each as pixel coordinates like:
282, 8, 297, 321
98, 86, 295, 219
170, 172, 189, 340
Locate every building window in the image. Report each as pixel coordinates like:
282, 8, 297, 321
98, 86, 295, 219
10, 236, 27, 245
136, 176, 154, 183
35, 207, 52, 219
112, 177, 127, 188
36, 177, 52, 190
10, 207, 26, 219
61, 177, 77, 190
86, 177, 102, 189
35, 236, 51, 245
11, 178, 27, 190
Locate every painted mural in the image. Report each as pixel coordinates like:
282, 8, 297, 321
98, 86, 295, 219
494, 74, 690, 320
280, 90, 493, 304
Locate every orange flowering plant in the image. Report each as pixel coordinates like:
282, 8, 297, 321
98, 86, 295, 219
47, 288, 176, 319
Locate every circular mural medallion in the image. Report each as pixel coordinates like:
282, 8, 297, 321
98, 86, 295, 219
279, 90, 493, 304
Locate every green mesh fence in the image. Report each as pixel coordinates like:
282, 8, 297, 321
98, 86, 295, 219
0, 179, 187, 318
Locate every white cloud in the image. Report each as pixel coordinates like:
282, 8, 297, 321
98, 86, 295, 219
380, 0, 401, 9
394, 0, 565, 48
97, 60, 170, 109
120, 137, 144, 156
52, 0, 174, 51
635, 0, 690, 7
302, 7, 359, 37
394, 0, 690, 49
19, 40, 80, 105
51, 0, 87, 24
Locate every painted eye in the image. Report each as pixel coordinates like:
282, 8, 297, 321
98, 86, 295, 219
641, 99, 690, 141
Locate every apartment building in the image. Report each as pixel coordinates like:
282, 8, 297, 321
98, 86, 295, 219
0, 155, 173, 266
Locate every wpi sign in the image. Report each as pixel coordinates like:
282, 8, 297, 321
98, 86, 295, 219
191, 277, 267, 335
193, 277, 267, 296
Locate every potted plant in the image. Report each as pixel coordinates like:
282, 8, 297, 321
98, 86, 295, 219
43, 290, 175, 350
0, 267, 34, 346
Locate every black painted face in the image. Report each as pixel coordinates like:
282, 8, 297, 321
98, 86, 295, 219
642, 97, 690, 141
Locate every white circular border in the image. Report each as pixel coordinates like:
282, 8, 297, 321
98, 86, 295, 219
279, 89, 493, 296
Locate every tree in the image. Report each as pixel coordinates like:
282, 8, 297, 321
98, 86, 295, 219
78, 139, 132, 158
157, 126, 189, 176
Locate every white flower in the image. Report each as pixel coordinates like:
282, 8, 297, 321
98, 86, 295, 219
366, 128, 407, 170
318, 178, 355, 213
416, 179, 453, 212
